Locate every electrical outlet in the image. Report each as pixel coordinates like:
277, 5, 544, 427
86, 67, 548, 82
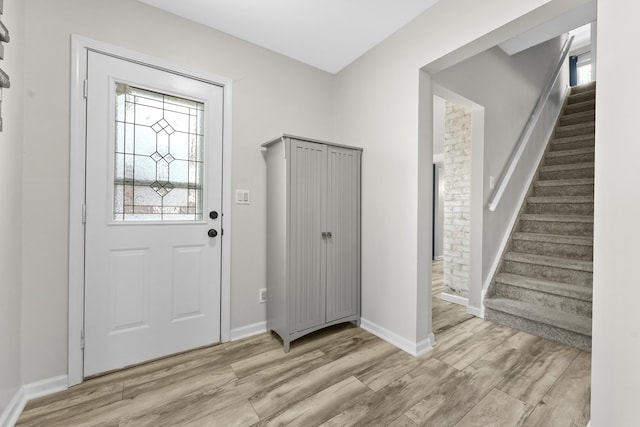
259, 288, 267, 303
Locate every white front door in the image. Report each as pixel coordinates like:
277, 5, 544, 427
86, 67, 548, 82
84, 51, 223, 376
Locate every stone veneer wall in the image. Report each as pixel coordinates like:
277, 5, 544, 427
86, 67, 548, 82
443, 101, 472, 298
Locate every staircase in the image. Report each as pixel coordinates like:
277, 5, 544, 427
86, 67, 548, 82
484, 81, 595, 351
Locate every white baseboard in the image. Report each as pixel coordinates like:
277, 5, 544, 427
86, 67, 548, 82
1, 375, 68, 427
360, 318, 434, 357
229, 321, 267, 341
439, 292, 469, 306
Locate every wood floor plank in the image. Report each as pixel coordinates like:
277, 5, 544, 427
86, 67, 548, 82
387, 414, 420, 427
180, 399, 259, 427
432, 299, 475, 334
322, 357, 459, 427
249, 339, 398, 419
257, 376, 372, 427
52, 366, 237, 427
355, 348, 423, 391
405, 345, 523, 426
522, 351, 591, 427
434, 323, 519, 370
454, 388, 532, 427
16, 381, 124, 426
496, 336, 580, 405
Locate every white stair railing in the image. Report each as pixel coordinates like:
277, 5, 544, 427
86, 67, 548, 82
487, 35, 574, 212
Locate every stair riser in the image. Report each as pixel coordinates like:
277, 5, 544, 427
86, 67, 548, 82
503, 260, 592, 286
511, 239, 593, 261
550, 139, 595, 152
567, 91, 596, 104
554, 126, 595, 139
534, 184, 593, 196
485, 308, 591, 351
519, 220, 593, 236
564, 103, 595, 115
526, 202, 593, 216
539, 168, 594, 180
560, 113, 596, 127
544, 152, 594, 166
494, 283, 592, 317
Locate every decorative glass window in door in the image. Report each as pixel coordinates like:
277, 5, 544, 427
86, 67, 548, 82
113, 84, 204, 221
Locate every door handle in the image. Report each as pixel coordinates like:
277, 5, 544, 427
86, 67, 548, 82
208, 229, 218, 238
322, 232, 332, 239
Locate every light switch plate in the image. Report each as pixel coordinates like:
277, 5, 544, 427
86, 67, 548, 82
236, 189, 250, 205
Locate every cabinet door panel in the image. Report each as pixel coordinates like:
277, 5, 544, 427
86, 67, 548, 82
326, 147, 360, 322
290, 140, 327, 333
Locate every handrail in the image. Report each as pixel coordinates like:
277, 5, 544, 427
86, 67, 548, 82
487, 35, 574, 212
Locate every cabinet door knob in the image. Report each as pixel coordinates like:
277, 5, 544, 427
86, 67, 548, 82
327, 232, 332, 238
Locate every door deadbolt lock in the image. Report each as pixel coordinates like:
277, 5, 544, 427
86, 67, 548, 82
209, 211, 219, 220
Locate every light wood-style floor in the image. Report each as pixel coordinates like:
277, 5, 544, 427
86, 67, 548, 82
431, 260, 475, 334
17, 282, 591, 427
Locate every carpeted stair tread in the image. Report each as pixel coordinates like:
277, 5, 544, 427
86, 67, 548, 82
545, 147, 594, 159
550, 136, 595, 149
560, 110, 595, 125
534, 178, 594, 187
539, 162, 594, 173
527, 195, 593, 204
571, 81, 596, 94
567, 89, 596, 104
484, 298, 592, 337
564, 98, 594, 109
495, 273, 592, 302
512, 232, 593, 246
520, 213, 593, 223
504, 251, 593, 272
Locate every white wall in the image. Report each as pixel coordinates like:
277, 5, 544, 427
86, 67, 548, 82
0, 0, 25, 416
20, 0, 334, 384
591, 0, 640, 425
333, 0, 590, 346
433, 96, 446, 157
432, 37, 567, 286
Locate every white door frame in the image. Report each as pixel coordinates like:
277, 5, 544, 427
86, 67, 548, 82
68, 35, 233, 386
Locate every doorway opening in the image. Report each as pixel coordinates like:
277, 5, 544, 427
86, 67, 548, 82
431, 89, 484, 335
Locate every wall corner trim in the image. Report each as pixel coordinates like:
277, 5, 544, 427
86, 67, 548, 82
229, 321, 267, 342
360, 318, 434, 357
0, 376, 68, 427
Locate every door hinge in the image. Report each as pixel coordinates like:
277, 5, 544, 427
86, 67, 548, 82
80, 330, 85, 350
82, 204, 87, 224
83, 79, 88, 99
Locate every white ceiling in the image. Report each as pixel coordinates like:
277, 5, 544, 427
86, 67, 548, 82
136, 0, 441, 74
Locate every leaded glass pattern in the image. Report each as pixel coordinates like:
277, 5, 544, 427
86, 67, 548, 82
113, 84, 204, 221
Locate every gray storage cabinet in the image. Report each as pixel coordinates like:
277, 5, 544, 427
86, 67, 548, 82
263, 135, 362, 352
